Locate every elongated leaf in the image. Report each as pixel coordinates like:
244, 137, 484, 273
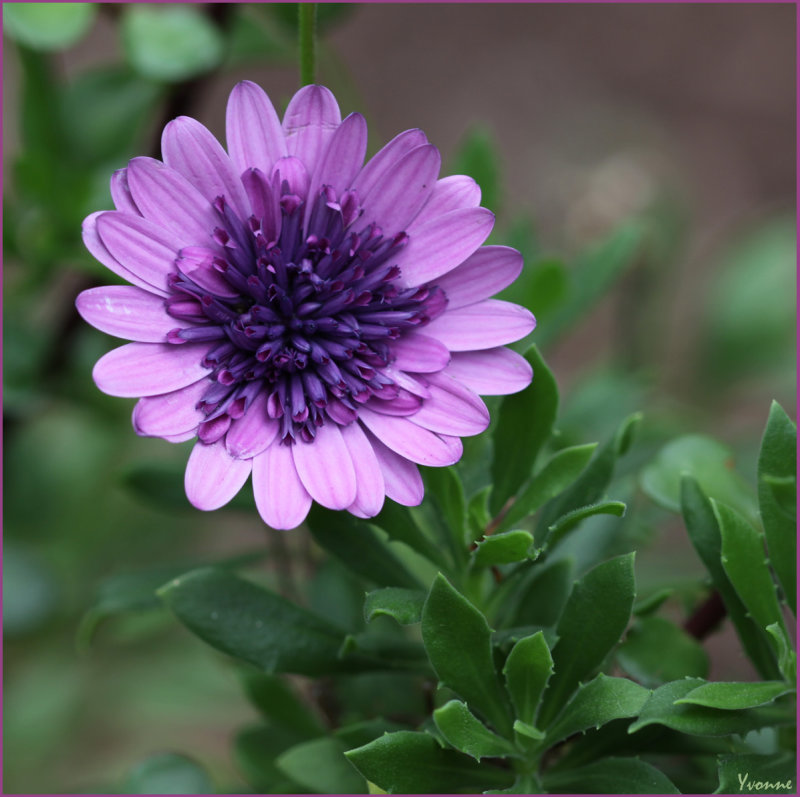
680, 476, 780, 680
276, 737, 366, 794
364, 587, 425, 626
629, 678, 794, 736
423, 465, 467, 549
502, 631, 553, 728
676, 681, 794, 710
757, 401, 797, 614
421, 574, 513, 734
767, 623, 797, 685
371, 502, 448, 568
473, 530, 536, 566
490, 345, 558, 515
158, 567, 361, 676
240, 672, 325, 738
508, 558, 574, 628
544, 674, 650, 747
616, 615, 709, 687
715, 500, 786, 636
544, 756, 679, 794
433, 701, 518, 760
716, 752, 796, 794
122, 753, 213, 795
538, 553, 636, 726
307, 506, 422, 589
345, 731, 515, 793
499, 443, 598, 531
546, 500, 626, 549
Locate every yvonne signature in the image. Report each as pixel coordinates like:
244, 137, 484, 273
737, 772, 793, 792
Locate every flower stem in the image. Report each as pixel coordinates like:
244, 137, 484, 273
298, 3, 317, 87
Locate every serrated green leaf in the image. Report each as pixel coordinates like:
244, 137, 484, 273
677, 681, 794, 710
364, 587, 425, 626
543, 756, 679, 794
715, 500, 786, 637
508, 558, 574, 628
122, 753, 213, 795
716, 752, 796, 794
544, 674, 650, 748
276, 736, 366, 794
306, 506, 422, 589
122, 5, 224, 82
616, 615, 709, 687
490, 345, 558, 516
451, 127, 501, 214
345, 731, 515, 793
502, 631, 553, 728
512, 720, 545, 741
629, 678, 794, 736
499, 443, 598, 531
433, 701, 518, 760
681, 476, 780, 680
538, 553, 636, 726
641, 434, 757, 521
370, 502, 448, 569
473, 530, 536, 566
4, 2, 95, 50
240, 672, 325, 738
421, 574, 513, 735
546, 500, 626, 549
766, 623, 797, 685
758, 401, 797, 614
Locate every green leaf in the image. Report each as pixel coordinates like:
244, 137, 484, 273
122, 5, 225, 82
433, 700, 518, 760
451, 126, 501, 214
632, 588, 673, 616
629, 678, 794, 736
757, 401, 797, 614
345, 731, 515, 794
423, 465, 466, 550
4, 2, 96, 50
240, 672, 325, 738
234, 724, 307, 793
535, 413, 641, 546
364, 588, 425, 626
370, 502, 449, 569
158, 567, 355, 676
421, 574, 513, 735
473, 530, 536, 566
538, 553, 636, 726
490, 345, 558, 515
680, 476, 780, 680
544, 756, 679, 794
507, 558, 574, 629
502, 631, 553, 728
766, 623, 797, 685
276, 737, 366, 794
306, 506, 422, 589
715, 500, 786, 636
676, 681, 794, 710
544, 674, 651, 748
616, 615, 709, 687
641, 434, 756, 521
546, 500, 627, 549
122, 753, 213, 795
504, 257, 569, 327
512, 720, 545, 741
499, 443, 598, 531
716, 752, 796, 794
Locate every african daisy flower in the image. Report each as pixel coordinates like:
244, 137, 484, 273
77, 82, 535, 529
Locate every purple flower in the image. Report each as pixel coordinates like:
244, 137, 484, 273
77, 82, 535, 529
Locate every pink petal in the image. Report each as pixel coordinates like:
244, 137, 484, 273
352, 128, 428, 199
444, 348, 533, 395
306, 112, 367, 201
95, 212, 180, 293
340, 422, 385, 518
163, 430, 196, 443
436, 246, 524, 309
270, 155, 310, 199
283, 85, 341, 179
409, 372, 489, 437
365, 429, 424, 506
132, 378, 209, 437
176, 246, 239, 298
76, 286, 182, 341
389, 333, 451, 373
396, 207, 494, 287
225, 392, 279, 459
365, 390, 423, 417
358, 408, 463, 467
82, 212, 168, 297
92, 342, 212, 397
359, 144, 441, 233
126, 156, 217, 245
423, 300, 536, 350
110, 169, 140, 215
226, 80, 287, 177
185, 439, 252, 511
252, 442, 312, 530
292, 423, 357, 510
409, 175, 482, 230
162, 116, 251, 221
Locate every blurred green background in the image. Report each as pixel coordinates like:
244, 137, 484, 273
3, 3, 795, 793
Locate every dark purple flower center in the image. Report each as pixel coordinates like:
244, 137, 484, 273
165, 171, 446, 445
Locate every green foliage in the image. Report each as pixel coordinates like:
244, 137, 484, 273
433, 700, 520, 760
363, 587, 426, 626
715, 752, 796, 794
473, 529, 536, 566
502, 631, 553, 729
451, 127, 502, 215
122, 753, 214, 795
3, 2, 96, 51
543, 757, 680, 794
